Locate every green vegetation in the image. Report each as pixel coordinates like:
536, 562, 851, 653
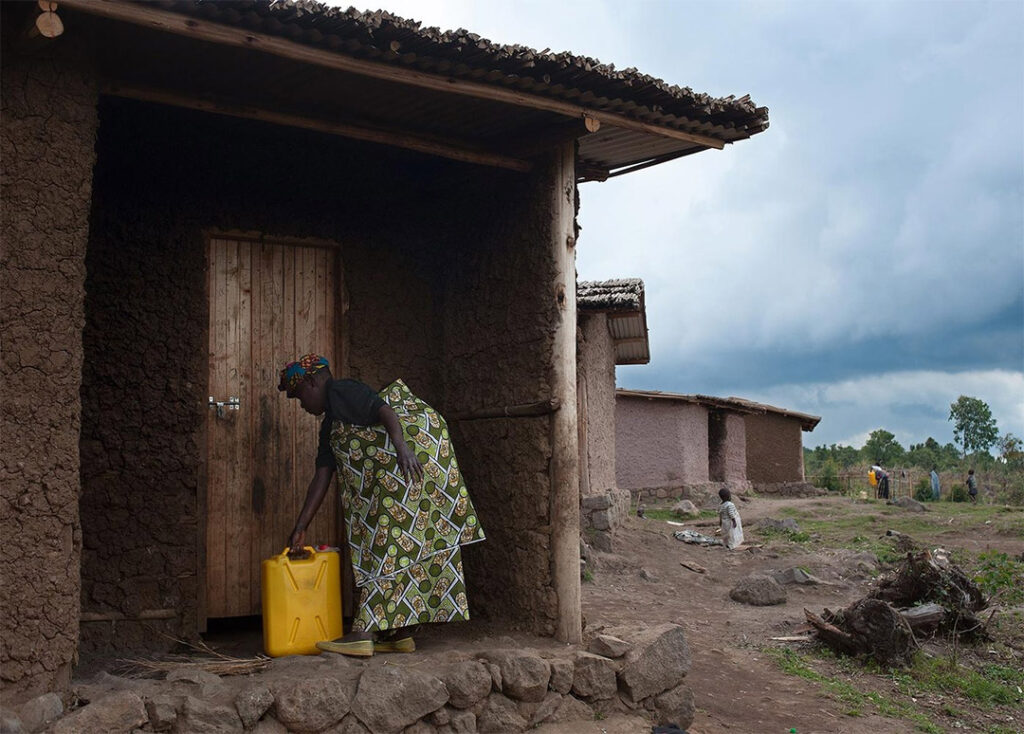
766, 646, 1023, 733
974, 551, 1024, 605
757, 500, 1024, 564
764, 648, 942, 731
804, 397, 1024, 506
950, 395, 999, 458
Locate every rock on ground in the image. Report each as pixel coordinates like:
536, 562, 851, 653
350, 665, 447, 734
614, 623, 692, 703
16, 692, 62, 733
757, 517, 800, 532
235, 683, 274, 729
477, 650, 550, 702
588, 634, 631, 659
652, 683, 695, 729
771, 567, 822, 586
440, 661, 491, 709
51, 691, 147, 734
892, 497, 927, 512
730, 574, 787, 606
571, 652, 617, 700
143, 695, 178, 732
272, 676, 350, 733
176, 697, 244, 733
476, 693, 527, 733
517, 692, 562, 727
547, 658, 573, 694
671, 500, 700, 518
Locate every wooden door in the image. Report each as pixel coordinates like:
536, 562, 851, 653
205, 236, 342, 618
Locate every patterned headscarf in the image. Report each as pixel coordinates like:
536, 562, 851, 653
278, 353, 329, 394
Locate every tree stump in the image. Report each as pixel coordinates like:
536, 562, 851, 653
805, 598, 917, 667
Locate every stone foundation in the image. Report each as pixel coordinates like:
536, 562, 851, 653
580, 490, 631, 552
753, 481, 826, 498
22, 625, 693, 734
630, 481, 753, 508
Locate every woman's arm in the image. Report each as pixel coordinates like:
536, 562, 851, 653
378, 404, 424, 485
288, 464, 336, 553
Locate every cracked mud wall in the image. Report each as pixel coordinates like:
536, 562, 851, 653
0, 30, 98, 703
79, 99, 448, 653
439, 156, 568, 636
745, 413, 806, 483
577, 313, 617, 497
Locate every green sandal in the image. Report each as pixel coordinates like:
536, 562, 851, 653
316, 638, 374, 657
373, 636, 415, 653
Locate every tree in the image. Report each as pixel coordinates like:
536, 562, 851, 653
861, 429, 905, 467
999, 433, 1023, 469
948, 396, 999, 458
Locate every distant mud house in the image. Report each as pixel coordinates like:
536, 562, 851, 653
1, 0, 769, 704
615, 390, 821, 502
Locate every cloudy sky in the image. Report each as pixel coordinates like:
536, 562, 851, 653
372, 0, 1023, 450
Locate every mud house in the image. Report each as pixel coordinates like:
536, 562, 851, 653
576, 279, 649, 544
0, 0, 768, 703
615, 390, 820, 503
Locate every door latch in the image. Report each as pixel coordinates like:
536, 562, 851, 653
208, 396, 240, 418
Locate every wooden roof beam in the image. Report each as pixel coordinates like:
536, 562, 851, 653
100, 81, 533, 173
61, 0, 725, 150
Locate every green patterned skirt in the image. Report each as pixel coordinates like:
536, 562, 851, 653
330, 380, 485, 632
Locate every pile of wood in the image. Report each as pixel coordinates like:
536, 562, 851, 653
805, 550, 988, 667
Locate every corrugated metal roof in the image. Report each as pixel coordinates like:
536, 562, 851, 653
616, 389, 821, 431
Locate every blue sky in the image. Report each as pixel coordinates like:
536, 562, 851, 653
365, 0, 1023, 451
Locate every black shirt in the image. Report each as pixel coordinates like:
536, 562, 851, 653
315, 379, 387, 469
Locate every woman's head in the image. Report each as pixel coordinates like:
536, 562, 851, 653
718, 488, 731, 502
279, 353, 332, 415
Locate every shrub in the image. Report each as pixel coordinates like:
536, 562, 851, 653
949, 483, 968, 502
914, 477, 933, 502
820, 458, 841, 492
974, 551, 1024, 605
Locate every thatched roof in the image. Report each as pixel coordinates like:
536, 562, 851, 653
162, 0, 768, 142
578, 278, 644, 312
578, 279, 649, 365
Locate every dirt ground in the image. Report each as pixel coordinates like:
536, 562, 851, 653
71, 494, 1022, 734
579, 494, 1024, 734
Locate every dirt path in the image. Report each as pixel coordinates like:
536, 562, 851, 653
580, 494, 1023, 734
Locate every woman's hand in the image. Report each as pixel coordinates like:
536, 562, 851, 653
288, 528, 306, 557
396, 444, 424, 486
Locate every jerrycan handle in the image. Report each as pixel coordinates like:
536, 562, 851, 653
284, 545, 314, 561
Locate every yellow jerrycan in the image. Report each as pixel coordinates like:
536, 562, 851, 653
261, 546, 343, 657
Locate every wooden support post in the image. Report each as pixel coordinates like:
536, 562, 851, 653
548, 142, 582, 644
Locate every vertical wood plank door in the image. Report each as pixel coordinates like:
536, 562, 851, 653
206, 236, 342, 618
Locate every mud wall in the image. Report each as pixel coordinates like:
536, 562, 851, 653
709, 412, 747, 482
745, 413, 806, 483
439, 153, 570, 636
0, 30, 98, 703
577, 313, 617, 496
79, 99, 447, 653
615, 397, 709, 491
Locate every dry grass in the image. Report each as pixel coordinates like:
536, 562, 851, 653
116, 637, 271, 678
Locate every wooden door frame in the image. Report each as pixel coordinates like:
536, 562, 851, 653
196, 229, 348, 632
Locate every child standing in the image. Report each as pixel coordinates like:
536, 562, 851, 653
718, 488, 744, 549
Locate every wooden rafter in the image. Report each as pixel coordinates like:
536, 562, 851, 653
61, 0, 725, 150
100, 81, 533, 173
